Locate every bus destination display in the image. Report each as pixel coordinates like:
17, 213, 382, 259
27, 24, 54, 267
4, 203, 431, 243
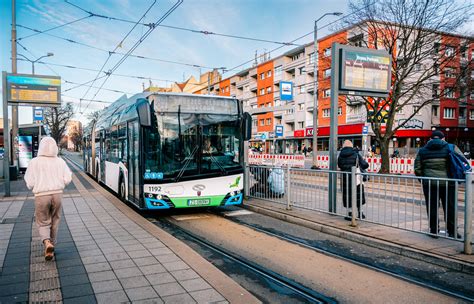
6, 74, 61, 106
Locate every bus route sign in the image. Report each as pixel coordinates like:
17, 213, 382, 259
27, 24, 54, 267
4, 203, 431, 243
339, 46, 391, 97
6, 73, 61, 106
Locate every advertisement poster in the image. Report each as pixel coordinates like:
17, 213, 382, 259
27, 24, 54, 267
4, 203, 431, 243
19, 136, 33, 169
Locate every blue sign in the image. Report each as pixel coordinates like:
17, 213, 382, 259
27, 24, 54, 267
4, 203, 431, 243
33, 108, 43, 121
144, 172, 164, 179
362, 125, 369, 135
275, 125, 284, 137
280, 81, 293, 101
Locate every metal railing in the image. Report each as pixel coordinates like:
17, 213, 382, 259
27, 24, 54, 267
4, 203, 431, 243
245, 164, 473, 254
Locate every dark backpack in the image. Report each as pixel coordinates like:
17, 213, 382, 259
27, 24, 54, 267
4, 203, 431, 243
448, 144, 471, 179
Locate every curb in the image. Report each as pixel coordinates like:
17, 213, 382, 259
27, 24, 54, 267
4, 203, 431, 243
243, 201, 474, 275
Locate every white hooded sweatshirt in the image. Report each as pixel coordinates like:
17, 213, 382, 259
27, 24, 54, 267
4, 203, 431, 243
24, 137, 72, 196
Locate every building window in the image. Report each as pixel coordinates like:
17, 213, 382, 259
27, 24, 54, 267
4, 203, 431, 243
252, 120, 258, 127
323, 48, 331, 57
323, 69, 331, 78
470, 109, 474, 120
445, 46, 455, 57
433, 42, 440, 55
300, 86, 306, 94
444, 68, 455, 78
338, 107, 342, 116
260, 73, 265, 80
322, 108, 330, 117
260, 88, 265, 96
323, 89, 331, 98
459, 108, 466, 118
299, 67, 305, 75
444, 87, 455, 99
286, 108, 294, 114
266, 87, 272, 94
260, 119, 265, 126
471, 91, 474, 100
443, 107, 455, 119
415, 64, 422, 72
266, 118, 272, 125
309, 53, 315, 64
298, 122, 304, 129
275, 66, 282, 76
432, 105, 439, 117
267, 70, 272, 77
471, 70, 474, 80
432, 84, 439, 98
298, 103, 304, 111
266, 102, 272, 107
292, 53, 301, 61
413, 106, 419, 114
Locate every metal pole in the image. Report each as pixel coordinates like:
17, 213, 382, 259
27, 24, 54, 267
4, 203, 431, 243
351, 166, 357, 227
3, 72, 11, 196
207, 71, 211, 95
464, 172, 473, 254
311, 20, 319, 169
328, 42, 340, 213
11, 0, 18, 169
286, 165, 291, 210
32, 62, 35, 75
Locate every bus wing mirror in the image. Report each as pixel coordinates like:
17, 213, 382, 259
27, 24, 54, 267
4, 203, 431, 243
136, 98, 152, 127
243, 112, 252, 141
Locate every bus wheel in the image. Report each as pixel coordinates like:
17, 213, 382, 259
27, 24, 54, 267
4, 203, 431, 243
119, 179, 126, 202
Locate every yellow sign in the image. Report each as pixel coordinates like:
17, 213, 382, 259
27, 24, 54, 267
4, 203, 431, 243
10, 88, 58, 103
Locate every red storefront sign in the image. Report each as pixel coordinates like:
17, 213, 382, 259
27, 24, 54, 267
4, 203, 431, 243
304, 123, 365, 137
293, 129, 305, 137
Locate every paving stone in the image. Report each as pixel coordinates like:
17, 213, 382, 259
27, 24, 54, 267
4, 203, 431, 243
125, 286, 159, 301
154, 254, 181, 264
57, 265, 86, 276
56, 258, 84, 268
105, 252, 130, 261
92, 279, 123, 293
0, 282, 28, 297
146, 273, 176, 285
134, 257, 159, 267
61, 283, 94, 299
59, 273, 91, 287
119, 275, 150, 289
63, 295, 98, 304
132, 298, 164, 304
162, 293, 196, 304
0, 293, 29, 303
142, 241, 166, 250
88, 270, 117, 282
96, 290, 129, 304
81, 255, 107, 265
190, 289, 226, 303
180, 278, 212, 292
128, 250, 152, 259
161, 261, 189, 272
139, 264, 166, 275
110, 258, 135, 269
85, 262, 112, 273
153, 282, 186, 297
114, 266, 143, 279
170, 269, 200, 281
149, 247, 173, 256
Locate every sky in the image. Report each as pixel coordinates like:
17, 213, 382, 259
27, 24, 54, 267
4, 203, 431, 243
0, 0, 351, 124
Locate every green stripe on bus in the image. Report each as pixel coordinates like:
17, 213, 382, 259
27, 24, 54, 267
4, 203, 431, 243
170, 195, 227, 208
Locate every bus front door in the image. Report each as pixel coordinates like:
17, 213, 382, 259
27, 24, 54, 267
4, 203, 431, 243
127, 121, 140, 205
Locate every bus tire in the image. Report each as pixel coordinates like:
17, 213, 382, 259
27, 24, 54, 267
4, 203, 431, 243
119, 177, 126, 202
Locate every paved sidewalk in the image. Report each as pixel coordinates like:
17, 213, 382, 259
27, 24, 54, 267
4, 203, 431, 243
0, 160, 259, 303
245, 198, 474, 274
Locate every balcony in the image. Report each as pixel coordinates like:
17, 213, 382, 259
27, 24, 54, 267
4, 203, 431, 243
459, 117, 467, 126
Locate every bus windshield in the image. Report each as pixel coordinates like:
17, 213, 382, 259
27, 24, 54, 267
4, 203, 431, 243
143, 112, 241, 180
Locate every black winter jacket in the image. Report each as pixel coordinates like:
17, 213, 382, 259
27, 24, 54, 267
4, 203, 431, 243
414, 139, 464, 178
337, 147, 369, 172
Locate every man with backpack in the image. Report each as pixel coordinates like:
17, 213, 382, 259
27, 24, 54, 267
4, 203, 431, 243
414, 130, 468, 238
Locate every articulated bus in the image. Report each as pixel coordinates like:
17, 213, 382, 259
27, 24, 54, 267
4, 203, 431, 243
83, 92, 251, 210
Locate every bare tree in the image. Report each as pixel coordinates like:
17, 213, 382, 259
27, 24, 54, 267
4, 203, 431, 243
69, 125, 83, 152
87, 110, 101, 125
346, 0, 473, 172
43, 102, 74, 146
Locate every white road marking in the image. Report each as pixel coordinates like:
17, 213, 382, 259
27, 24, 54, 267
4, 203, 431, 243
223, 210, 254, 217
171, 214, 210, 221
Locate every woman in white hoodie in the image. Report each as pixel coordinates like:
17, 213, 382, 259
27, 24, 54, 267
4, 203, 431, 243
24, 137, 72, 260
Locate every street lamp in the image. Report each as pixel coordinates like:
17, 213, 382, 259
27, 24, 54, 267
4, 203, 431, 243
17, 52, 54, 75
311, 12, 343, 170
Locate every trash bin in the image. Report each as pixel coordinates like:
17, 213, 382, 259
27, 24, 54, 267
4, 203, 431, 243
9, 165, 18, 181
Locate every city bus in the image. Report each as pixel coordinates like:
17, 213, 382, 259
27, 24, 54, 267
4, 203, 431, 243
83, 92, 251, 210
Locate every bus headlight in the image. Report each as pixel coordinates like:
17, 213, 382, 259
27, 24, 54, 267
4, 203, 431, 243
147, 193, 154, 198
156, 194, 162, 200
230, 191, 236, 197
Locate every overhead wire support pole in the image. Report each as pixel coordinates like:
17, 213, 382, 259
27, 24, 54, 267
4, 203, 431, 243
11, 0, 18, 171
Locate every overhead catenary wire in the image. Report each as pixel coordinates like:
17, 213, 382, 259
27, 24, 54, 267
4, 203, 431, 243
83, 0, 183, 111
63, 0, 301, 47
79, 0, 158, 113
17, 15, 93, 40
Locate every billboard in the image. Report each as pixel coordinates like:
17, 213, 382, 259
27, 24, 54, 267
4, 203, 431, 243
6, 74, 61, 106
339, 47, 391, 96
18, 136, 33, 169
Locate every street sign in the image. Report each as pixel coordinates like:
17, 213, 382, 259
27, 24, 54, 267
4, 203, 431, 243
275, 125, 284, 137
6, 73, 61, 106
33, 108, 43, 122
280, 81, 293, 101
339, 46, 391, 97
362, 125, 369, 135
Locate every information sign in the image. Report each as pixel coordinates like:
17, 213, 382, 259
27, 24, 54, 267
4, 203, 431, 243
33, 108, 44, 122
275, 125, 283, 137
279, 81, 293, 101
6, 74, 61, 106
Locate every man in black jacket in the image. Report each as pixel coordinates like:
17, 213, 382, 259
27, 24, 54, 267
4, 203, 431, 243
415, 130, 464, 238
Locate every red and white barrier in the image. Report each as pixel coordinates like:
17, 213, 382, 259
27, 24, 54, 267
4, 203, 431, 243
248, 153, 305, 168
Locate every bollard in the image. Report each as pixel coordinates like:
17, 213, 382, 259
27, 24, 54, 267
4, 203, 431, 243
244, 163, 250, 199
464, 172, 473, 255
286, 165, 291, 210
351, 166, 357, 227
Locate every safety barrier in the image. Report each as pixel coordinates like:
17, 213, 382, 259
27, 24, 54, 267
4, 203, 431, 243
248, 154, 305, 167
246, 164, 473, 253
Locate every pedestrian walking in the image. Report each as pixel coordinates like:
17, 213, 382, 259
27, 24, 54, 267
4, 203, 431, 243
337, 140, 369, 220
302, 144, 307, 157
24, 137, 72, 260
414, 130, 464, 238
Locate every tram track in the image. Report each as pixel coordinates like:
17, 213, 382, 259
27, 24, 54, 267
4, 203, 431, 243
64, 154, 474, 303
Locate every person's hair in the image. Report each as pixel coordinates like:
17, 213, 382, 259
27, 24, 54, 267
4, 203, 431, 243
342, 140, 353, 148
